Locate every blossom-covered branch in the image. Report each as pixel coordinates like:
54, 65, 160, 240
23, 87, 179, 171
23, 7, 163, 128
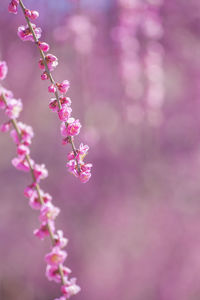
0, 60, 80, 300
8, 0, 92, 183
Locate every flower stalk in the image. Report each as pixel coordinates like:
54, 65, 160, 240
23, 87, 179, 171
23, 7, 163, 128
0, 60, 81, 299
9, 0, 92, 183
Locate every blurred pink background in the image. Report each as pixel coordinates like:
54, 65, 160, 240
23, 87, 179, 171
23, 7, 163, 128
1, 0, 200, 299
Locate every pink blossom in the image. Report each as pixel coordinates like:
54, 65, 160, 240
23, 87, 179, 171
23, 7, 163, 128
17, 144, 30, 156
29, 190, 52, 210
62, 137, 71, 145
54, 230, 68, 248
66, 160, 92, 183
58, 105, 72, 122
24, 9, 32, 18
38, 41, 50, 52
12, 157, 33, 172
17, 23, 41, 42
33, 163, 48, 182
0, 61, 8, 80
66, 160, 78, 177
46, 265, 71, 283
0, 121, 11, 132
24, 184, 35, 198
0, 87, 13, 105
10, 122, 34, 145
39, 54, 58, 71
34, 221, 55, 240
30, 10, 39, 20
57, 80, 70, 94
48, 84, 56, 93
41, 71, 49, 80
0, 87, 13, 109
24, 9, 39, 20
80, 162, 93, 173
8, 0, 19, 14
49, 97, 71, 112
45, 247, 67, 266
39, 203, 60, 222
79, 171, 91, 183
61, 278, 81, 298
67, 118, 81, 136
60, 118, 81, 137
5, 98, 23, 119
67, 143, 89, 162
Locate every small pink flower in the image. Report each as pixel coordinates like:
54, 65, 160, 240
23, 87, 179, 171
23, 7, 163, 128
57, 80, 70, 94
30, 10, 39, 20
79, 171, 91, 183
29, 190, 52, 210
33, 163, 48, 182
41, 71, 49, 80
34, 221, 55, 240
66, 160, 78, 177
61, 96, 72, 106
18, 23, 41, 42
8, 0, 19, 14
54, 230, 68, 248
12, 156, 33, 172
39, 203, 60, 222
24, 184, 35, 198
24, 9, 32, 18
81, 162, 93, 173
38, 41, 50, 52
17, 144, 30, 156
49, 97, 71, 112
0, 121, 11, 132
39, 54, 58, 71
5, 98, 23, 119
58, 105, 72, 122
46, 265, 71, 283
61, 278, 81, 298
61, 118, 81, 137
62, 137, 71, 145
10, 122, 34, 145
25, 9, 39, 20
0, 61, 8, 80
67, 143, 89, 162
45, 247, 67, 266
0, 87, 13, 109
66, 160, 92, 183
48, 84, 56, 93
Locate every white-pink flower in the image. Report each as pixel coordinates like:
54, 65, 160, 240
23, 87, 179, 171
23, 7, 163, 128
12, 156, 33, 172
10, 122, 34, 145
39, 203, 60, 222
33, 163, 48, 182
45, 247, 67, 266
34, 221, 55, 240
57, 80, 70, 94
61, 278, 81, 298
18, 23, 41, 42
54, 230, 68, 248
5, 98, 23, 119
58, 105, 72, 122
60, 118, 81, 137
46, 264, 71, 283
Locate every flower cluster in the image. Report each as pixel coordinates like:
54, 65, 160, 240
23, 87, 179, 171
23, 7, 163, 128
9, 0, 92, 183
0, 61, 80, 299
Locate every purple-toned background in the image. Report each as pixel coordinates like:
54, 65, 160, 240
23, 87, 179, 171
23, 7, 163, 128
1, 0, 200, 299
